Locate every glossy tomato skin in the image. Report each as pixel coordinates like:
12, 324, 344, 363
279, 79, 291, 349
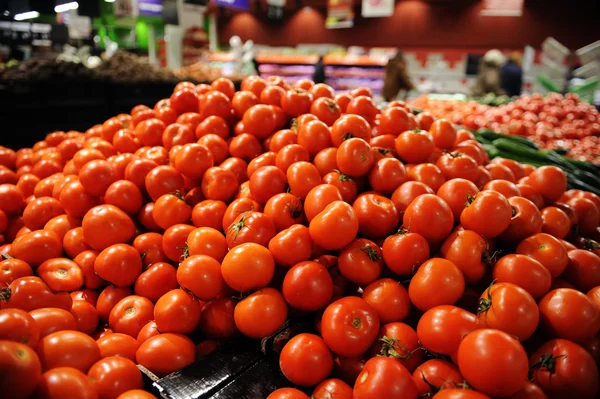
440, 229, 488, 285
478, 282, 539, 341
538, 288, 600, 343
135, 333, 195, 377
562, 249, 600, 292
353, 356, 418, 399
35, 366, 97, 399
282, 261, 333, 312
352, 193, 399, 239
530, 339, 599, 399
309, 201, 358, 250
233, 287, 287, 339
267, 387, 310, 399
312, 378, 352, 399
108, 295, 154, 338
1, 276, 72, 311
321, 297, 379, 358
403, 194, 454, 244
0, 340, 42, 399
362, 278, 410, 324
460, 191, 511, 239
408, 258, 465, 312
382, 231, 430, 276
457, 329, 528, 397
372, 322, 423, 372
492, 254, 551, 300
0, 258, 33, 286
412, 359, 464, 397
516, 233, 568, 278
87, 356, 143, 399
82, 205, 135, 251
154, 289, 202, 334
96, 333, 139, 362
279, 333, 333, 386
221, 242, 275, 292
338, 238, 383, 286
11, 229, 62, 267
37, 330, 101, 373
417, 305, 482, 356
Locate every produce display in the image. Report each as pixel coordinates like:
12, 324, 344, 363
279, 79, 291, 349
412, 93, 600, 164
0, 76, 599, 399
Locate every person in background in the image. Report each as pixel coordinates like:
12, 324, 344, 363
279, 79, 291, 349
382, 51, 414, 101
500, 51, 523, 97
472, 49, 505, 96
313, 55, 326, 84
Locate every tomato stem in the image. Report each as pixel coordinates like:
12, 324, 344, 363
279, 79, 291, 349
529, 353, 567, 376
360, 245, 381, 261
0, 287, 10, 301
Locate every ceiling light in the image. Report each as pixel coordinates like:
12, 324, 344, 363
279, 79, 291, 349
55, 2, 79, 13
14, 11, 40, 21
105, 0, 116, 3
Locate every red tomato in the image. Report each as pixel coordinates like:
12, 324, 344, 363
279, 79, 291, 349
280, 333, 333, 386
135, 333, 195, 377
354, 356, 418, 399
409, 258, 465, 311
403, 194, 454, 244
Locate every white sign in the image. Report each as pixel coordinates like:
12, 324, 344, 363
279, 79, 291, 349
68, 15, 91, 40
361, 0, 394, 18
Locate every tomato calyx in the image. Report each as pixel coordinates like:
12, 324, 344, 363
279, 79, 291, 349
290, 118, 298, 132
378, 335, 422, 360
481, 249, 501, 267
464, 194, 476, 208
179, 243, 190, 261
511, 206, 516, 217
285, 198, 303, 219
227, 213, 250, 243
326, 100, 340, 112
360, 245, 381, 261
0, 287, 10, 301
477, 281, 495, 315
334, 170, 353, 183
394, 226, 410, 236
376, 148, 390, 156
582, 238, 599, 251
419, 371, 445, 397
529, 353, 567, 376
342, 132, 354, 141
170, 190, 186, 201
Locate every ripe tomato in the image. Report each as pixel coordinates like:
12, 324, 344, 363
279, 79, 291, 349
36, 366, 97, 399
134, 262, 178, 303
1, 276, 72, 311
395, 130, 434, 163
234, 287, 287, 338
331, 114, 372, 147
269, 225, 313, 267
436, 178, 479, 222
563, 250, 600, 292
403, 194, 453, 244
310, 97, 341, 127
23, 196, 64, 231
0, 183, 24, 214
304, 184, 343, 223
309, 201, 358, 250
372, 322, 423, 372
144, 165, 184, 202
528, 166, 567, 203
567, 197, 599, 235
379, 107, 412, 136
11, 229, 62, 267
412, 359, 464, 397
381, 230, 430, 276
538, 288, 600, 343
436, 152, 478, 182
212, 77, 235, 99
346, 95, 378, 124
530, 339, 599, 399
417, 305, 482, 356
460, 191, 511, 239
280, 333, 333, 386
0, 308, 40, 347
0, 341, 42, 399
354, 356, 418, 399
516, 233, 568, 278
321, 297, 379, 358
37, 258, 83, 292
162, 224, 195, 262
0, 258, 33, 286
353, 193, 399, 239
322, 171, 358, 203
368, 158, 406, 195
428, 119, 457, 150
336, 138, 374, 178
108, 295, 154, 338
201, 167, 238, 202
457, 329, 527, 397
221, 242, 274, 292
94, 244, 142, 287
96, 333, 139, 362
248, 166, 286, 205
409, 258, 465, 311
408, 163, 446, 192
37, 330, 100, 373
275, 144, 310, 173
198, 297, 238, 339
88, 356, 143, 399
391, 181, 434, 213
440, 229, 488, 285
312, 378, 352, 399
154, 289, 202, 334
177, 255, 223, 301
297, 120, 333, 157
541, 206, 571, 239
82, 205, 135, 251
282, 261, 333, 311
267, 388, 310, 399
190, 199, 226, 231
478, 282, 539, 341
492, 254, 551, 299
310, 83, 335, 100
136, 333, 195, 377
496, 196, 543, 242
226, 211, 276, 248
338, 238, 383, 286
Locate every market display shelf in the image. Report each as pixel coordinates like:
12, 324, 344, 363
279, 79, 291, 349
209, 53, 387, 67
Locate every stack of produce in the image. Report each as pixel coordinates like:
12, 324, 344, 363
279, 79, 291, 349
412, 93, 600, 164
0, 76, 599, 399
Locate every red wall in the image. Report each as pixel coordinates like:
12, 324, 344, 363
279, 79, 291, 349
217, 0, 599, 50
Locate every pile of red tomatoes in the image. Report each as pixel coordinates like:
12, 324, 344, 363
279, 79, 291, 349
412, 92, 600, 164
0, 76, 599, 399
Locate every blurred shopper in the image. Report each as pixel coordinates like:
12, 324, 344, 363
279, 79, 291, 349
500, 52, 523, 97
472, 49, 505, 96
382, 51, 414, 101
313, 55, 326, 84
